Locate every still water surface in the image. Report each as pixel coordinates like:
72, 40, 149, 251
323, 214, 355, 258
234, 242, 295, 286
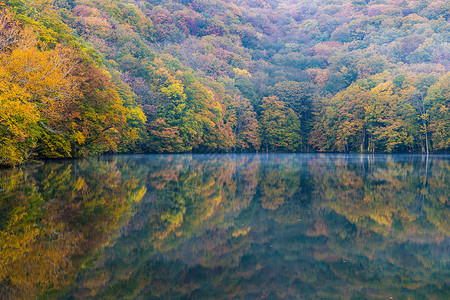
0, 154, 449, 299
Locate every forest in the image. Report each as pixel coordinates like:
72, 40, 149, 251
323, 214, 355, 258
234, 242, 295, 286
1, 0, 450, 165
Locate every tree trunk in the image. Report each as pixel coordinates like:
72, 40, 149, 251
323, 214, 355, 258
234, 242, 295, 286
361, 130, 366, 153
421, 94, 429, 155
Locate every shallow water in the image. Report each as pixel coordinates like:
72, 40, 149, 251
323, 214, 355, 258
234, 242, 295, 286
0, 154, 449, 299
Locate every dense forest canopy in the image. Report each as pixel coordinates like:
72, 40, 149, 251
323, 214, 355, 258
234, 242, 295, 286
1, 0, 450, 165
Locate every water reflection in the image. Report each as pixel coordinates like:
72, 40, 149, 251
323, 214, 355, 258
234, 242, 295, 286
0, 158, 146, 299
0, 154, 449, 299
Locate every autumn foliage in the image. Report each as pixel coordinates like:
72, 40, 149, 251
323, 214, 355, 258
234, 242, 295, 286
0, 8, 145, 166
2, 0, 450, 166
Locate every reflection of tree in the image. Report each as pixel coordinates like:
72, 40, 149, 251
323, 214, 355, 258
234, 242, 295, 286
258, 156, 300, 211
307, 155, 450, 297
0, 167, 82, 299
313, 155, 449, 239
65, 155, 263, 298
4, 154, 447, 299
0, 158, 146, 299
424, 158, 450, 236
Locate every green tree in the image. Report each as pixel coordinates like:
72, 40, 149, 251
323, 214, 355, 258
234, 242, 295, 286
233, 95, 260, 152
259, 96, 301, 152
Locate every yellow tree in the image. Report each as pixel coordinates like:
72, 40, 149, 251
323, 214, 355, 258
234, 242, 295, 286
426, 73, 450, 152
0, 83, 39, 165
0, 8, 145, 164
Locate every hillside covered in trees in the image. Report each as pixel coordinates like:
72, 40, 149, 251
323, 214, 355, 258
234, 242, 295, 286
1, 0, 450, 165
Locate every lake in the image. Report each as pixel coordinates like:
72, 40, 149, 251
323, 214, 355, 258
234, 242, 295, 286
0, 154, 449, 299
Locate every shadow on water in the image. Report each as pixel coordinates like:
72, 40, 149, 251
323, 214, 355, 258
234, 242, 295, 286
0, 154, 449, 299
